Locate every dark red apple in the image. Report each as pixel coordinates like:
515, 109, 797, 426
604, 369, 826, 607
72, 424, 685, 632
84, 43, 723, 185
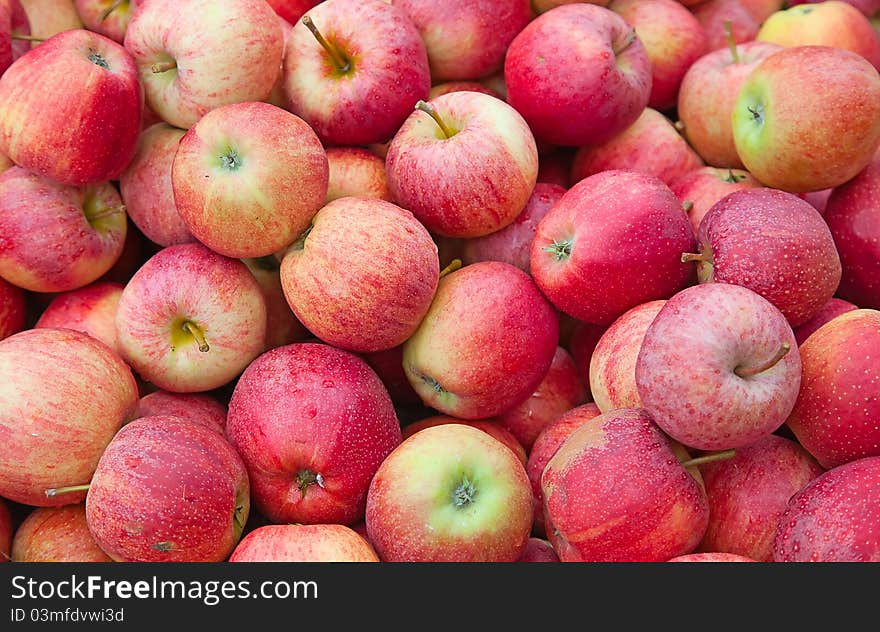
793, 298, 859, 346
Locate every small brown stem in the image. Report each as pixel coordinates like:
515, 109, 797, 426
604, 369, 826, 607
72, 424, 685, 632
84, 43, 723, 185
439, 259, 462, 278
415, 101, 456, 139
613, 28, 637, 56
681, 252, 709, 263
301, 15, 350, 73
100, 0, 125, 21
182, 321, 209, 353
11, 33, 44, 42
734, 343, 791, 378
724, 20, 740, 64
151, 60, 177, 74
680, 450, 736, 469
45, 484, 90, 497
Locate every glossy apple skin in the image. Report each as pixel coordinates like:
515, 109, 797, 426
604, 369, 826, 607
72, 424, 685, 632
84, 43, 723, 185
12, 504, 112, 562
786, 310, 880, 469
230, 524, 379, 562
636, 283, 802, 451
124, 0, 282, 129
609, 0, 708, 111
326, 147, 392, 203
366, 424, 534, 562
757, 2, 880, 69
669, 167, 762, 232
19, 0, 83, 44
265, 0, 320, 23
518, 538, 560, 562
590, 300, 665, 413
402, 261, 559, 419
692, 188, 842, 327
35, 281, 124, 354
119, 122, 193, 248
284, 0, 430, 146
504, 4, 652, 146
136, 390, 227, 436
172, 102, 328, 259
692, 0, 760, 52
0, 0, 29, 73
669, 553, 756, 562
773, 456, 880, 562
0, 328, 138, 506
732, 46, 880, 193
698, 435, 823, 561
115, 243, 267, 393
0, 29, 141, 186
0, 277, 25, 341
542, 407, 709, 562
571, 108, 703, 187
242, 256, 310, 351
789, 0, 880, 15
461, 183, 566, 274
532, 0, 611, 11
677, 42, 782, 168
793, 298, 859, 346
401, 416, 527, 466
428, 81, 502, 100
531, 170, 695, 326
497, 346, 587, 450
75, 0, 138, 43
825, 152, 880, 308
526, 403, 601, 536
392, 0, 532, 81
386, 91, 538, 238
86, 415, 250, 562
281, 197, 439, 353
0, 167, 127, 293
227, 343, 401, 526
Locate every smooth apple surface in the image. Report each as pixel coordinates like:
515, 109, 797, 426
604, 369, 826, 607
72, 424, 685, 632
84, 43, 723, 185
12, 504, 112, 562
428, 81, 502, 100
19, 0, 83, 44
0, 0, 29, 73
692, 0, 760, 52
265, 0, 320, 23
669, 167, 762, 232
793, 298, 859, 346
0, 277, 25, 341
76, 0, 138, 43
325, 147, 392, 203
34, 281, 124, 354
669, 553, 756, 562
518, 538, 560, 562
230, 524, 379, 562
401, 416, 527, 466
136, 390, 227, 436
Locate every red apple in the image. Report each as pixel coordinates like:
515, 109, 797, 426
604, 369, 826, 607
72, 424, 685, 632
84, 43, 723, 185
669, 167, 762, 232
518, 538, 560, 562
0, 29, 141, 186
669, 553, 756, 562
0, 277, 25, 341
386, 91, 538, 238
242, 255, 310, 351
0, 328, 138, 507
124, 0, 282, 129
136, 390, 227, 436
786, 310, 880, 469
19, 0, 82, 45
362, 345, 422, 407
281, 197, 438, 353
739, 0, 786, 21
226, 343, 401, 526
75, 0, 138, 44
530, 169, 695, 326
229, 524, 379, 562
567, 321, 607, 386
693, 0, 760, 52
773, 456, 880, 562
402, 261, 559, 419
1, 0, 29, 74
532, 0, 611, 12
686, 188, 842, 327
325, 147, 392, 203
504, 3, 652, 146
570, 108, 704, 187
283, 0, 430, 146
265, 0, 320, 24
115, 243, 267, 393
461, 183, 566, 274
428, 81, 502, 100
366, 423, 533, 561
542, 407, 709, 561
11, 504, 112, 562
35, 281, 123, 354
172, 101, 328, 259
392, 0, 532, 81
401, 416, 527, 466
793, 298, 859, 346
636, 283, 801, 451
609, 0, 708, 111
86, 415, 250, 562
119, 122, 194, 248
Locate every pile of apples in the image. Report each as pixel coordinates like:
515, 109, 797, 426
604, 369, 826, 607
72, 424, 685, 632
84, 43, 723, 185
0, 0, 879, 564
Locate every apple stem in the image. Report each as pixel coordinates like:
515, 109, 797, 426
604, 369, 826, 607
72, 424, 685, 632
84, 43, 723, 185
682, 200, 694, 214
734, 342, 791, 378
100, 0, 125, 22
439, 258, 462, 278
612, 28, 637, 56
301, 15, 350, 73
680, 449, 736, 469
295, 470, 325, 499
724, 21, 740, 64
681, 252, 709, 264
45, 484, 91, 498
151, 60, 177, 74
415, 100, 456, 139
724, 170, 746, 184
11, 33, 44, 42
182, 321, 210, 353
88, 205, 126, 222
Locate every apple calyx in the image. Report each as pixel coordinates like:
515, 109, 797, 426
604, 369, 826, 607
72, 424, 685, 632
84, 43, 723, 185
439, 258, 462, 278
544, 238, 573, 262
415, 101, 457, 139
45, 483, 91, 498
151, 60, 177, 74
679, 449, 736, 469
218, 148, 243, 172
612, 28, 637, 57
301, 15, 351, 74
451, 475, 477, 508
100, 0, 126, 22
295, 469, 325, 499
11, 33, 44, 43
746, 104, 764, 127
181, 321, 210, 353
734, 342, 791, 379
682, 200, 694, 214
724, 20, 740, 64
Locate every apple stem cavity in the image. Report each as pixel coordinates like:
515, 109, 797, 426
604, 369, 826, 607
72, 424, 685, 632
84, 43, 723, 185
251, 255, 280, 271
100, 0, 126, 22
452, 475, 477, 507
415, 100, 457, 139
682, 200, 694, 214
439, 258, 462, 278
734, 342, 791, 379
11, 33, 44, 42
544, 239, 573, 262
291, 225, 313, 252
151, 60, 177, 74
679, 449, 736, 469
681, 252, 709, 264
45, 484, 91, 497
301, 15, 351, 74
724, 170, 746, 184
295, 469, 325, 499
181, 321, 210, 353
724, 20, 740, 64
612, 28, 637, 57
87, 205, 126, 222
